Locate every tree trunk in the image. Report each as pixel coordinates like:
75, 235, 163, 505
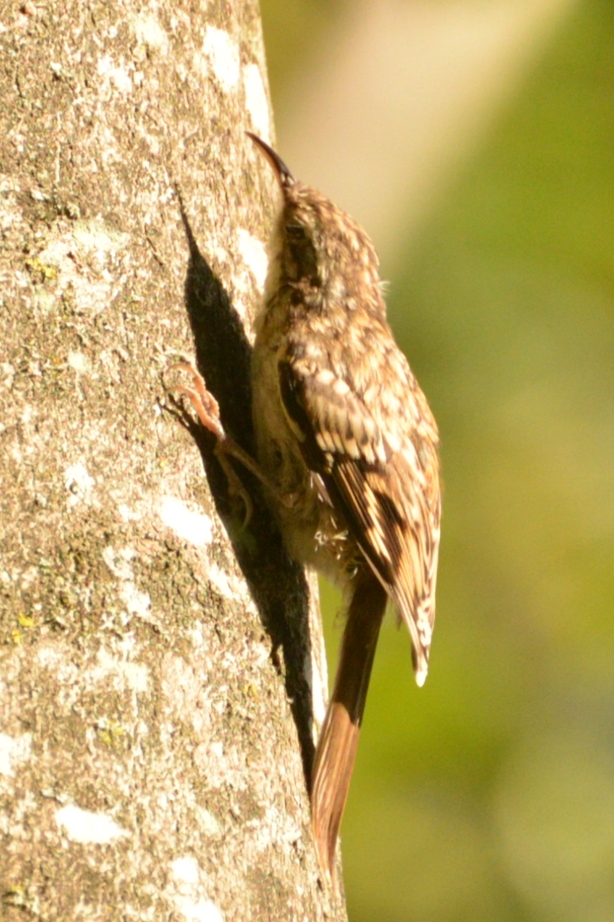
0, 2, 347, 918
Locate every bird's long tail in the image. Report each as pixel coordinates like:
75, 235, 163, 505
311, 568, 387, 876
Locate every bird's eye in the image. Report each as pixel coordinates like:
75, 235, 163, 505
285, 224, 306, 240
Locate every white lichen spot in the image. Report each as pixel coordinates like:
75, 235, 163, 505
36, 643, 72, 676
157, 500, 251, 607
55, 805, 129, 844
209, 741, 224, 759
245, 803, 302, 855
206, 563, 233, 599
120, 581, 152, 620
207, 563, 252, 606
175, 899, 224, 922
64, 461, 95, 508
37, 219, 128, 316
0, 179, 22, 235
197, 807, 221, 837
102, 546, 155, 627
71, 219, 129, 254
211, 245, 229, 266
243, 63, 270, 140
86, 646, 149, 694
187, 622, 206, 649
202, 26, 240, 92
236, 229, 269, 294
1, 362, 16, 388
168, 856, 224, 922
0, 732, 32, 777
171, 856, 200, 885
230, 297, 249, 325
193, 741, 248, 792
130, 11, 169, 53
67, 351, 90, 375
117, 503, 141, 523
97, 54, 134, 95
21, 404, 34, 425
159, 497, 213, 547
191, 49, 208, 80
102, 544, 135, 580
308, 650, 327, 728
160, 654, 210, 736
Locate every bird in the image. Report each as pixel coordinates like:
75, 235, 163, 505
174, 133, 441, 878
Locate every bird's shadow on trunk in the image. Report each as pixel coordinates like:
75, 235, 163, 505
172, 194, 316, 789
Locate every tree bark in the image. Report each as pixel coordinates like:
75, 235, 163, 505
0, 1, 347, 918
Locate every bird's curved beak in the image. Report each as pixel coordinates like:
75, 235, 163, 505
247, 132, 294, 189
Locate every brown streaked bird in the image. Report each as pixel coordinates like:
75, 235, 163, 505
175, 134, 441, 878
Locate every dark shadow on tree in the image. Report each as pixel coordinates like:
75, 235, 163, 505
173, 191, 316, 788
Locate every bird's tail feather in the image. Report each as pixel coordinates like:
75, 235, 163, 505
311, 568, 387, 876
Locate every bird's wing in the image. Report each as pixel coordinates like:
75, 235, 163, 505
279, 353, 440, 685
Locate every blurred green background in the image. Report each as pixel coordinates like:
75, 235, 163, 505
260, 1, 614, 919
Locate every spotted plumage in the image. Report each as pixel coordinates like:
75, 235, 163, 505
249, 134, 441, 877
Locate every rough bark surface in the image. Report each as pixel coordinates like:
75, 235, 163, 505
0, 1, 347, 919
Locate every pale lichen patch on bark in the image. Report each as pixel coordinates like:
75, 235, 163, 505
232, 228, 270, 324
236, 228, 269, 293
306, 646, 328, 729
64, 460, 96, 508
158, 496, 214, 548
67, 350, 91, 375
243, 62, 271, 141
202, 26, 241, 93
102, 545, 158, 626
55, 804, 129, 845
129, 11, 170, 56
35, 218, 130, 316
167, 856, 224, 922
206, 562, 252, 603
156, 495, 257, 607
84, 645, 150, 695
0, 732, 33, 777
96, 54, 135, 97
